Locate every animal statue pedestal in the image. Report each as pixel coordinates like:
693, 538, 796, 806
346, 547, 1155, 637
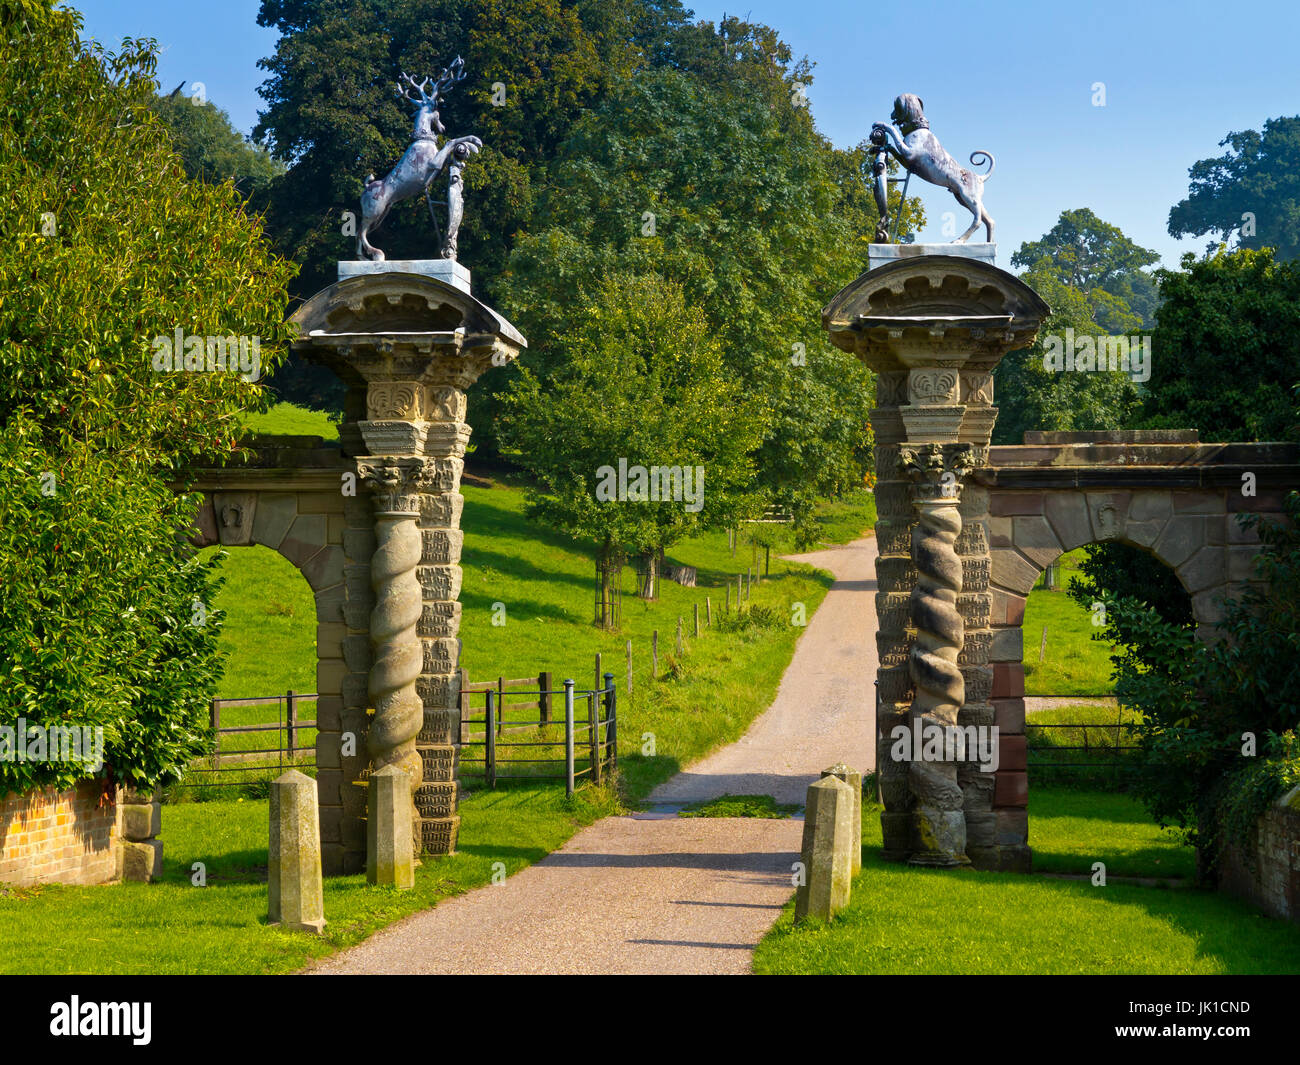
868, 242, 995, 272
289, 270, 525, 872
823, 253, 1049, 872
339, 258, 471, 294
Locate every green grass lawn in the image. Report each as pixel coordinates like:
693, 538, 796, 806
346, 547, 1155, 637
239, 402, 340, 440
1022, 549, 1117, 696
753, 789, 1300, 975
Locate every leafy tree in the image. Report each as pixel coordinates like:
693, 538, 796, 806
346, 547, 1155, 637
1168, 116, 1300, 261
992, 259, 1143, 447
499, 273, 762, 623
0, 1, 296, 793
499, 49, 877, 523
1085, 494, 1300, 881
1012, 207, 1160, 330
148, 85, 283, 201
1141, 247, 1300, 443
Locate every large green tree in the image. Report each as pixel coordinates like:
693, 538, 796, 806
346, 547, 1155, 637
1168, 116, 1300, 262
0, 1, 296, 792
148, 84, 284, 202
994, 209, 1156, 445
499, 272, 762, 623
1141, 247, 1300, 442
498, 40, 878, 521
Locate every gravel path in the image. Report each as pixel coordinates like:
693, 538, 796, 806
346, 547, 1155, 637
308, 536, 878, 975
1024, 696, 1118, 713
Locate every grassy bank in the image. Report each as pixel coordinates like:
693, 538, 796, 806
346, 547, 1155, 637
753, 788, 1300, 975
1022, 549, 1116, 697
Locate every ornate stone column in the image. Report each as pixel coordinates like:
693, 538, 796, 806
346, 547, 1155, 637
901, 442, 973, 865
823, 250, 1047, 870
290, 271, 524, 869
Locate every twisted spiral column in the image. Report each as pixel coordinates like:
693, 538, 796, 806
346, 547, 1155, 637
902, 443, 974, 866
359, 463, 427, 840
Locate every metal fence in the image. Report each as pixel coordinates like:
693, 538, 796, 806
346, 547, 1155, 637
459, 674, 617, 797
1025, 710, 1140, 785
181, 690, 317, 787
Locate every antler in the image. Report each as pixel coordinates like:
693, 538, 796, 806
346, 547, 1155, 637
397, 71, 433, 104
430, 56, 468, 99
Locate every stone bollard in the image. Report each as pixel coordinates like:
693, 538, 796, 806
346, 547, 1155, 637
820, 764, 863, 874
795, 775, 854, 923
367, 765, 414, 890
269, 769, 326, 934
118, 786, 162, 882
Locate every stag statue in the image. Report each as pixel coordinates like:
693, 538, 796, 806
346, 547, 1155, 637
357, 57, 483, 262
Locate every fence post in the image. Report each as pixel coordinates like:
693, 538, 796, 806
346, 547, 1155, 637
676, 616, 684, 656
497, 676, 506, 736
706, 596, 712, 626
725, 583, 730, 613
693, 603, 700, 638
458, 667, 470, 743
564, 679, 575, 799
625, 640, 632, 697
603, 672, 616, 773
538, 670, 552, 726
210, 697, 221, 769
485, 689, 497, 789
765, 544, 770, 577
651, 631, 658, 680
594, 651, 602, 696
283, 691, 296, 759
589, 688, 601, 785
737, 574, 742, 607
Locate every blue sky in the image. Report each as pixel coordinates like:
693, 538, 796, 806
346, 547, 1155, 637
73, 0, 1300, 269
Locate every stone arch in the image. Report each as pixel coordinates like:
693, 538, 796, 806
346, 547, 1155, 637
188, 442, 366, 875
972, 432, 1297, 870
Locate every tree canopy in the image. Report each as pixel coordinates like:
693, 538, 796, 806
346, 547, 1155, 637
0, 0, 296, 792
1168, 116, 1300, 262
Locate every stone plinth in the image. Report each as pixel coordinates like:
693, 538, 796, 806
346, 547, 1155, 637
337, 258, 471, 293
823, 252, 1048, 870
269, 769, 326, 933
290, 272, 525, 872
867, 242, 996, 272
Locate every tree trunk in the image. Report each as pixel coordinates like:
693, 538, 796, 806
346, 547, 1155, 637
595, 539, 621, 630
638, 549, 659, 601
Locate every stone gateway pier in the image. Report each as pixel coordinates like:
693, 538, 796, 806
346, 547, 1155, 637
823, 248, 1300, 871
191, 267, 524, 875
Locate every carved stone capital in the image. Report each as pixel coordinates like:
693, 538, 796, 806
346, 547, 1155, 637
900, 442, 975, 502
357, 457, 459, 514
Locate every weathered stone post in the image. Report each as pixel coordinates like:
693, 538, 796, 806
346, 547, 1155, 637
795, 775, 854, 922
290, 268, 525, 871
820, 763, 863, 874
823, 248, 1048, 871
269, 769, 326, 933
367, 764, 415, 889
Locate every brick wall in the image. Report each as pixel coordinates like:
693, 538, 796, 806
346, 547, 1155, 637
1218, 792, 1300, 922
0, 780, 119, 887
